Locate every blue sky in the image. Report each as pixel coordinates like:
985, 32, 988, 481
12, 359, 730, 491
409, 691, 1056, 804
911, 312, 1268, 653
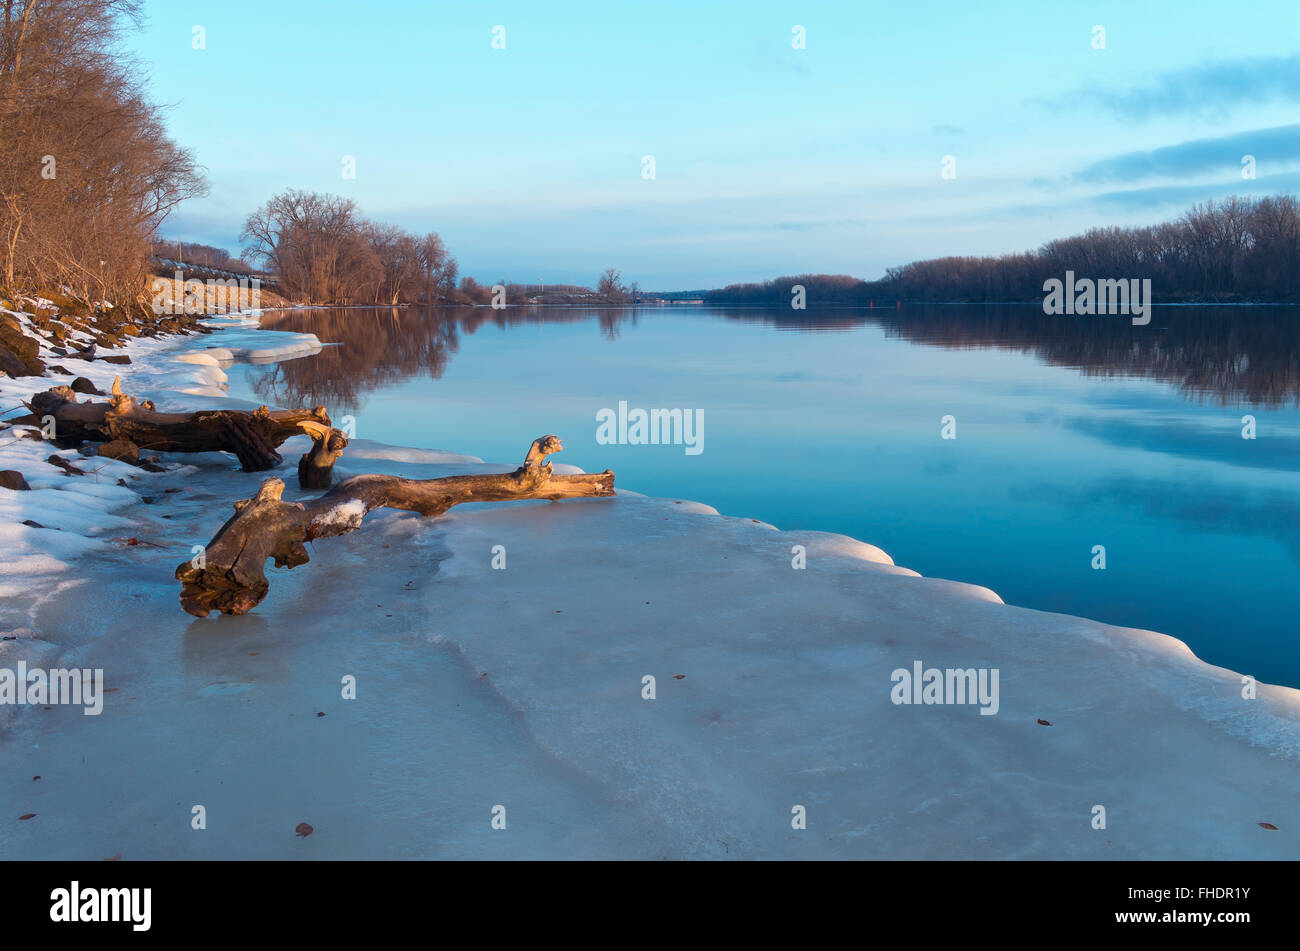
132, 0, 1300, 289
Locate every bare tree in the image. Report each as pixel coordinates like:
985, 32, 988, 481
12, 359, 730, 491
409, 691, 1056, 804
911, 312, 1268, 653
417, 231, 458, 303
596, 267, 629, 302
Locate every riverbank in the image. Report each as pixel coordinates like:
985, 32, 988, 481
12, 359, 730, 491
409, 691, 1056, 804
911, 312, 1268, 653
1, 303, 1298, 859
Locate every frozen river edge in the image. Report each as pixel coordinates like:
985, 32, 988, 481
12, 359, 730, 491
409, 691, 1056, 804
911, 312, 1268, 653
1, 312, 1297, 860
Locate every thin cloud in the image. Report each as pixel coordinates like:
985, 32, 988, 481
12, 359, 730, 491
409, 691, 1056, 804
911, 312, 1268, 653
1040, 53, 1300, 121
1088, 170, 1300, 211
1071, 124, 1300, 185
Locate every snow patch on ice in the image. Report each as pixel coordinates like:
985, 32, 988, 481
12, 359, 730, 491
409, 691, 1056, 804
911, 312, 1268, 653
182, 330, 322, 366
346, 442, 483, 465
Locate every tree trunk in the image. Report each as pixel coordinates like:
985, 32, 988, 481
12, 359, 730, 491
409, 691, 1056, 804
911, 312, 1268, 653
175, 435, 615, 617
24, 377, 344, 473
296, 419, 349, 489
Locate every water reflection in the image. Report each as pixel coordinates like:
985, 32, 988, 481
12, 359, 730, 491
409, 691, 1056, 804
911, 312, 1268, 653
247, 304, 1300, 411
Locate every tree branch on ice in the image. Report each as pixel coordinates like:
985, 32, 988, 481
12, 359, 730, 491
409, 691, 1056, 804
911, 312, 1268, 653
175, 435, 615, 617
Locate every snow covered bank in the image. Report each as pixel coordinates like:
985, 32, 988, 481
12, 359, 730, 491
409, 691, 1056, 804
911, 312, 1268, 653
1, 307, 1297, 859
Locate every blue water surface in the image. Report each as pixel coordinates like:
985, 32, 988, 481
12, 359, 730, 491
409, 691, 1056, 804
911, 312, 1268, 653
226, 304, 1300, 688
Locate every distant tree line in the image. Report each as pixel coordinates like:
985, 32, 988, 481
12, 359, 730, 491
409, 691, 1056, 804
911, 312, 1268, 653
705, 196, 1300, 305
151, 240, 251, 275
704, 274, 866, 304
0, 1, 205, 302
451, 270, 633, 306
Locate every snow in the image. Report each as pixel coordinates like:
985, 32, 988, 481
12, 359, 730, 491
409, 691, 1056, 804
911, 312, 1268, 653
345, 440, 483, 466
182, 329, 322, 366
1, 304, 1298, 859
312, 498, 367, 532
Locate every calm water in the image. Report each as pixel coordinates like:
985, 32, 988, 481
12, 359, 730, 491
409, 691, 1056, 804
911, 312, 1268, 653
225, 304, 1300, 688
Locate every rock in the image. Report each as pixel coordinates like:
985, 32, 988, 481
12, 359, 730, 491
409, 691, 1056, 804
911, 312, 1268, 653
0, 470, 31, 491
70, 377, 102, 395
21, 520, 44, 528
101, 354, 131, 365
46, 454, 86, 476
48, 365, 73, 375
97, 439, 140, 464
0, 315, 45, 377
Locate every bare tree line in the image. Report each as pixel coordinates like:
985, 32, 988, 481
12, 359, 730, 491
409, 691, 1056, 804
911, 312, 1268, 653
240, 190, 458, 306
0, 0, 204, 303
451, 270, 633, 306
704, 273, 865, 304
706, 196, 1300, 305
0, 4, 466, 310
239, 197, 644, 307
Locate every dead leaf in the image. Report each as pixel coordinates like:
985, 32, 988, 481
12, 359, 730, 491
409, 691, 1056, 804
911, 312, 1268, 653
673, 674, 686, 680
18, 813, 35, 820
1037, 718, 1052, 726
103, 853, 121, 861
295, 822, 313, 837
1260, 822, 1279, 830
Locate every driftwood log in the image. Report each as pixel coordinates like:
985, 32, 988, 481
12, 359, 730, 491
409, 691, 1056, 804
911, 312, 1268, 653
176, 435, 615, 617
23, 378, 347, 477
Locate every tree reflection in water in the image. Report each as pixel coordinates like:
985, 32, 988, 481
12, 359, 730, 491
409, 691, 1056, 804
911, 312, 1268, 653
246, 303, 1300, 412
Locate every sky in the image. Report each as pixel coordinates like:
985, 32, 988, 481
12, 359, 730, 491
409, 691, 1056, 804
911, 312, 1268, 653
131, 0, 1300, 289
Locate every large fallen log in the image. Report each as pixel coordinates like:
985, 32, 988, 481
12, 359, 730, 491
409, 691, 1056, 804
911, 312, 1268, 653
23, 378, 345, 474
175, 435, 615, 617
